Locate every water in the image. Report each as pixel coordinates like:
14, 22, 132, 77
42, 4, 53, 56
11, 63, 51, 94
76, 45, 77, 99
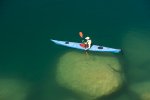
0, 0, 150, 100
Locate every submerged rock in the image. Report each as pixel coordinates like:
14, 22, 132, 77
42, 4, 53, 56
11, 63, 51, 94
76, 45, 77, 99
0, 78, 30, 100
129, 81, 150, 100
122, 31, 150, 83
115, 93, 131, 100
56, 51, 125, 99
122, 32, 150, 66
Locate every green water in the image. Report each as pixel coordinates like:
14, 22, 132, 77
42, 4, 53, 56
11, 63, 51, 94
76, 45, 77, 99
0, 0, 150, 100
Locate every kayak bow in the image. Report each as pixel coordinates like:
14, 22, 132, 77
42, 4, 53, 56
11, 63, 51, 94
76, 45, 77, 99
51, 39, 121, 53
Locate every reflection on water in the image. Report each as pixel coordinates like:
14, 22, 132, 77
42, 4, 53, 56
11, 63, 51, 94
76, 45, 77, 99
0, 0, 150, 100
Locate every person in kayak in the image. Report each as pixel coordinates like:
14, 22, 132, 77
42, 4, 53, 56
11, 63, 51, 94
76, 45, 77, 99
84, 36, 92, 50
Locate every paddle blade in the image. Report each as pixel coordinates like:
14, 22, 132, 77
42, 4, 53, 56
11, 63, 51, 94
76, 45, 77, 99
79, 32, 83, 38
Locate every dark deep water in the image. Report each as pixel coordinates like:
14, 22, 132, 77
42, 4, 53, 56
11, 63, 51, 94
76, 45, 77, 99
0, 0, 150, 100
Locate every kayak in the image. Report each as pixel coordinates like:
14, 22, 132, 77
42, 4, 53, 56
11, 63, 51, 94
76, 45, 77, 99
51, 39, 121, 53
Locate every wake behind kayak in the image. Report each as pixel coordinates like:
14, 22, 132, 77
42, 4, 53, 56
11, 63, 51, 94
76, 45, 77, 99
51, 39, 121, 53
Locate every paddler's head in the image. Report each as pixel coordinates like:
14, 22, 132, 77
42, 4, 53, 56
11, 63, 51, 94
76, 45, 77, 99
85, 36, 90, 40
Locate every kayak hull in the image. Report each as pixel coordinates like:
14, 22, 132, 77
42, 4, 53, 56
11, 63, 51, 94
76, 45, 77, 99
51, 39, 121, 53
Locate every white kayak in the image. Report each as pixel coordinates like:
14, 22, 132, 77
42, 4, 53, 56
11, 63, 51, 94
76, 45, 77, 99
51, 39, 121, 53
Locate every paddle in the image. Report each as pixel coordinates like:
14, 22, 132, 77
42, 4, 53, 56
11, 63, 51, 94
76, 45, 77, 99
79, 32, 83, 38
79, 32, 85, 43
79, 32, 89, 55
